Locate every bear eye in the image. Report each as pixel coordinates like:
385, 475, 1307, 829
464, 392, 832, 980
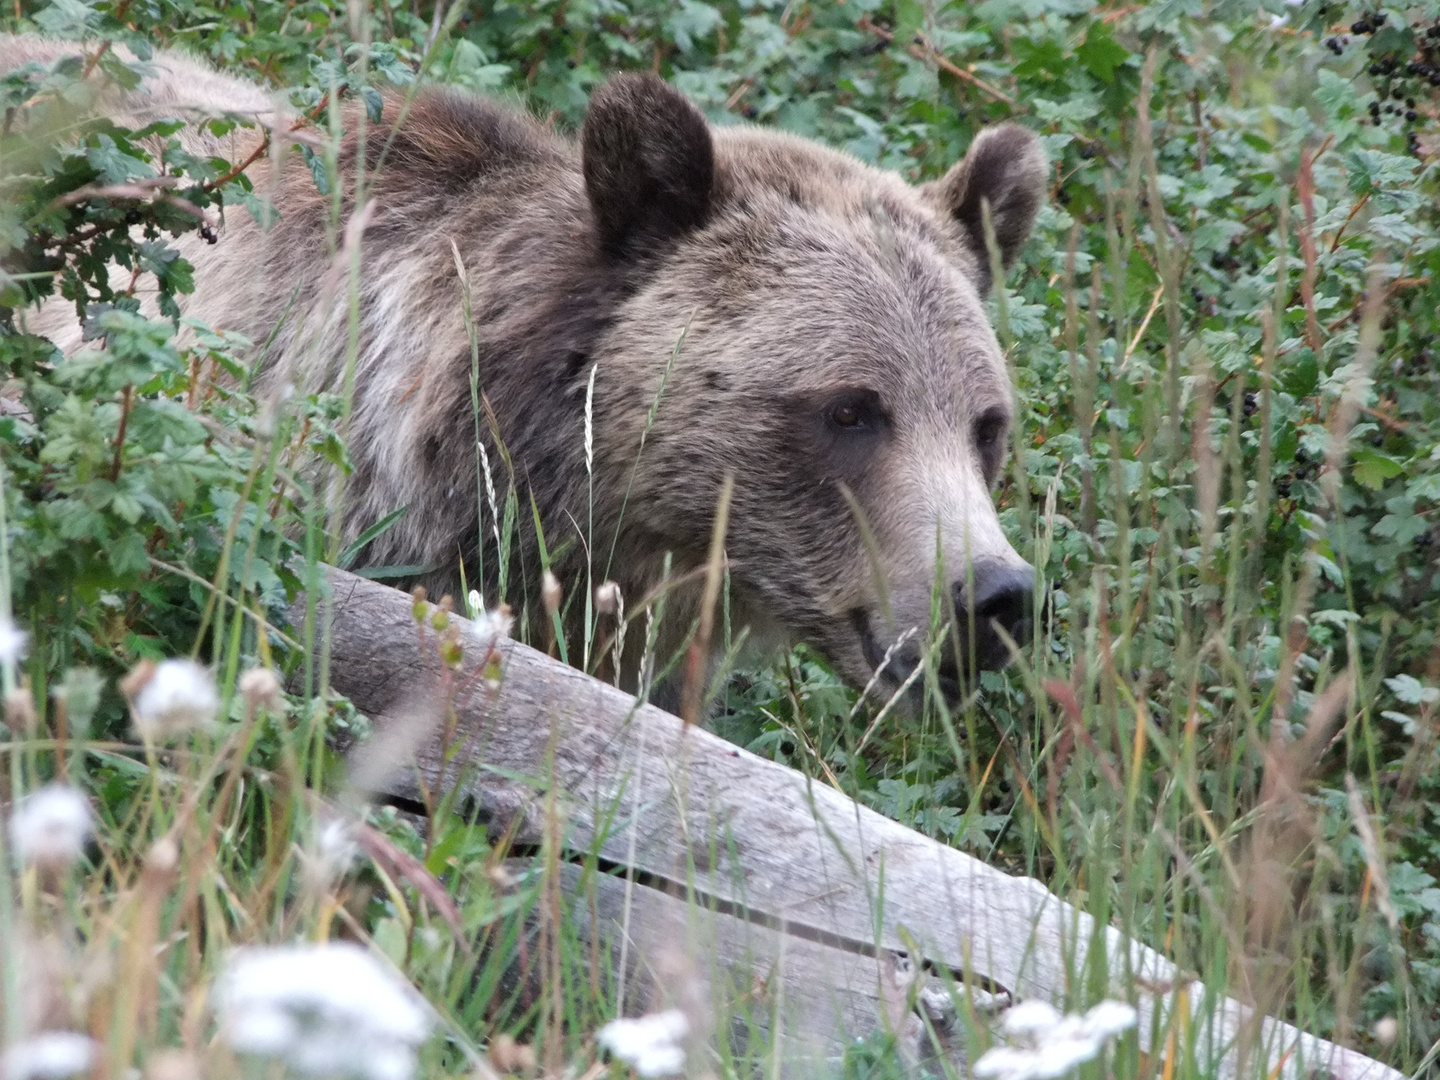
824, 390, 884, 434
973, 409, 1007, 449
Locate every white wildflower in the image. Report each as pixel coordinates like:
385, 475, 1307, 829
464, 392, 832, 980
0, 613, 28, 666
1078, 999, 1137, 1039
976, 999, 1136, 1080
8, 784, 92, 870
1002, 999, 1063, 1041
596, 1009, 689, 1078
471, 604, 513, 647
1267, 12, 1289, 28
215, 942, 432, 1080
974, 1046, 1038, 1080
466, 589, 483, 620
130, 659, 220, 739
1, 1032, 99, 1080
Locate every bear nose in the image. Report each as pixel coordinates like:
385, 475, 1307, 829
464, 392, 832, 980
952, 563, 1036, 669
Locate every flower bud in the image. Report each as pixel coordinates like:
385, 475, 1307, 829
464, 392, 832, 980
239, 667, 285, 714
5, 686, 36, 735
594, 580, 622, 616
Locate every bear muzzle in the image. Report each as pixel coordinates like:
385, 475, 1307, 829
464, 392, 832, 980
855, 560, 1037, 706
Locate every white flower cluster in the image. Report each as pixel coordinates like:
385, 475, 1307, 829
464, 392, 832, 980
1, 1032, 98, 1080
130, 659, 220, 739
8, 784, 92, 870
974, 999, 1137, 1080
215, 943, 432, 1080
596, 1009, 689, 1078
0, 613, 28, 666
471, 606, 513, 648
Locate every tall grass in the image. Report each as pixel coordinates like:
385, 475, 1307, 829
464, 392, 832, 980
0, 3, 1436, 1080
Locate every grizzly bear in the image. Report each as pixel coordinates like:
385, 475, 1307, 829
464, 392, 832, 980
8, 38, 1047, 707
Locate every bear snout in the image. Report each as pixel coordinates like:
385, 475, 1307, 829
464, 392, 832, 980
851, 560, 1037, 705
953, 562, 1037, 671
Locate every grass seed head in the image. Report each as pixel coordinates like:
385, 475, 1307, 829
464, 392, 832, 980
542, 571, 562, 620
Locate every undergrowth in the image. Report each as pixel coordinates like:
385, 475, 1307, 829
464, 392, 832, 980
0, 0, 1438, 1079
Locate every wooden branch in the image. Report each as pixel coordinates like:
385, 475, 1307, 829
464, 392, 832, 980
857, 15, 1018, 108
302, 569, 1401, 1080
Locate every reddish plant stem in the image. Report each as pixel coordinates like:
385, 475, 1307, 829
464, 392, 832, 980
110, 384, 134, 482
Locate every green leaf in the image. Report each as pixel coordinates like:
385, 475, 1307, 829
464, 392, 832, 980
361, 85, 383, 124
338, 505, 409, 568
1351, 448, 1404, 490
1012, 37, 1067, 79
893, 0, 926, 46
1077, 21, 1129, 83
299, 144, 330, 196
1281, 350, 1318, 398
1385, 674, 1439, 706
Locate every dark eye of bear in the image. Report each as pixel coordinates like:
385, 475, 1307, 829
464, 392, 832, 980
973, 408, 1007, 449
825, 390, 884, 433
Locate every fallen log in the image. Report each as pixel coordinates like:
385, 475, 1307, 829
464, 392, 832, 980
299, 569, 1402, 1080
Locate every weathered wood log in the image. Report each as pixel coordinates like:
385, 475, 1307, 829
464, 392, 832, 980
519, 860, 979, 1074
300, 569, 1402, 1080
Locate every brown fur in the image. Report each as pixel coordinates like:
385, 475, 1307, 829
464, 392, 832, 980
7, 37, 1049, 704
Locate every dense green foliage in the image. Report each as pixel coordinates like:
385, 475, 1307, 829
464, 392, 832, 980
3, 0, 1440, 1076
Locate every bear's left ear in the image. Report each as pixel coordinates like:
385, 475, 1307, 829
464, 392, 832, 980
924, 124, 1047, 294
582, 73, 715, 260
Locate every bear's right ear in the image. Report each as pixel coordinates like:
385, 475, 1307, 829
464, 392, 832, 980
582, 73, 715, 260
925, 124, 1047, 295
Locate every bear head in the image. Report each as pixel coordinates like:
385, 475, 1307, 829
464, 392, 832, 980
582, 75, 1048, 704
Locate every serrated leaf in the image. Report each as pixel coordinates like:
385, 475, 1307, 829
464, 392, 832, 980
1352, 448, 1404, 490
299, 144, 330, 196
1385, 674, 1439, 706
1078, 21, 1129, 82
